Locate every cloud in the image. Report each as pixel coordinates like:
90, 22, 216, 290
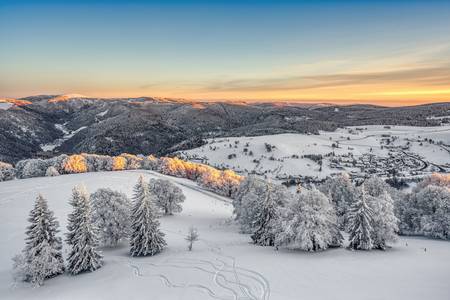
201, 65, 450, 93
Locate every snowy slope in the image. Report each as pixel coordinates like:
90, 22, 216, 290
1, 171, 450, 300
180, 125, 450, 182
0, 102, 13, 110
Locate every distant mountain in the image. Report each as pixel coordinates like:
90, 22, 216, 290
0, 94, 449, 164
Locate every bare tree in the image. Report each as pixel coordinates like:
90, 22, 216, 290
185, 226, 199, 251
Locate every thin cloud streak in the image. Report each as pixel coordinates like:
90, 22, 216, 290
202, 65, 450, 93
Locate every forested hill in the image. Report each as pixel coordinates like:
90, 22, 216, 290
0, 95, 449, 163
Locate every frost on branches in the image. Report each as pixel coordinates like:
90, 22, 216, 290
91, 188, 131, 247
364, 176, 391, 198
251, 184, 280, 246
369, 191, 399, 250
130, 176, 166, 256
66, 185, 103, 275
12, 194, 64, 286
347, 189, 374, 250
149, 178, 185, 215
235, 178, 289, 234
319, 173, 355, 230
275, 189, 342, 251
185, 226, 199, 251
232, 175, 264, 221
0, 161, 15, 181
396, 174, 450, 240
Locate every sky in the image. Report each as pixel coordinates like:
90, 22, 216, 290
1, 0, 450, 106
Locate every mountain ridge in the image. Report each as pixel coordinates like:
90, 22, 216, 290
1, 95, 449, 164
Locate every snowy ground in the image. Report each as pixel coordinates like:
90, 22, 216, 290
0, 102, 13, 110
1, 171, 450, 300
180, 125, 450, 181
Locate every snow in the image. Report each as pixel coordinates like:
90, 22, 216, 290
427, 115, 450, 120
1, 171, 449, 299
0, 102, 13, 110
180, 125, 450, 181
96, 110, 108, 117
40, 124, 87, 152
48, 94, 88, 103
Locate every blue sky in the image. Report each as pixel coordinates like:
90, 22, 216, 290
1, 0, 449, 104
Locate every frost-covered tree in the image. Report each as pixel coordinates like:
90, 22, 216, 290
348, 189, 374, 250
81, 154, 114, 172
185, 226, 199, 251
318, 173, 354, 230
91, 188, 131, 247
232, 176, 264, 220
46, 154, 68, 174
12, 194, 64, 286
396, 179, 450, 240
219, 169, 243, 198
130, 176, 166, 256
364, 176, 390, 198
416, 185, 450, 239
15, 159, 48, 179
120, 153, 143, 170
275, 189, 342, 251
149, 178, 185, 215
395, 192, 419, 235
45, 166, 60, 177
251, 184, 279, 246
0, 161, 15, 181
368, 191, 398, 250
66, 185, 103, 274
416, 173, 450, 191
238, 180, 289, 234
142, 155, 158, 170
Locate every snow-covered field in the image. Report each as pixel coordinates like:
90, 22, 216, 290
1, 171, 450, 300
180, 125, 450, 181
0, 103, 13, 110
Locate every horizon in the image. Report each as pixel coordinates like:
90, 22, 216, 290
1, 0, 450, 105
3, 92, 450, 108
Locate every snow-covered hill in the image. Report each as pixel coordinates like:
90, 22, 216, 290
1, 171, 450, 300
180, 125, 450, 183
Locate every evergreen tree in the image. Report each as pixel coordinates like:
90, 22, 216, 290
66, 185, 103, 275
12, 194, 64, 286
348, 189, 374, 250
238, 179, 289, 234
130, 176, 166, 256
251, 184, 278, 246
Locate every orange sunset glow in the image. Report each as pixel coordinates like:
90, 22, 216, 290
1, 1, 450, 106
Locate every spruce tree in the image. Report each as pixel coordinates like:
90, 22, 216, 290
251, 185, 278, 246
66, 185, 103, 275
348, 189, 374, 250
13, 194, 64, 286
130, 176, 166, 256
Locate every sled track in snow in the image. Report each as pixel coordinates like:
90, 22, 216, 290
128, 255, 270, 300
